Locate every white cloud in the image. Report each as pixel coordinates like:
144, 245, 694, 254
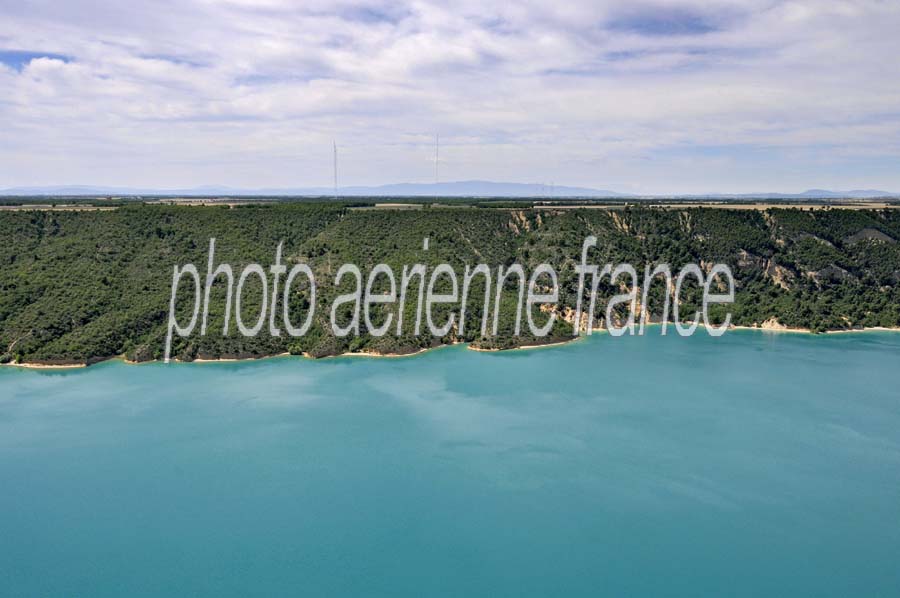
1, 0, 899, 193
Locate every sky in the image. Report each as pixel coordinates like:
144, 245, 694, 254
1, 0, 899, 194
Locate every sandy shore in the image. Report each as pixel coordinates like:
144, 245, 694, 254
730, 324, 809, 334
192, 353, 290, 363
824, 326, 900, 334
335, 347, 434, 359
0, 362, 88, 370
5, 325, 900, 370
467, 338, 581, 352
730, 324, 900, 334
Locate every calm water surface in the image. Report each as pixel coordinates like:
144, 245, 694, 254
1, 331, 899, 597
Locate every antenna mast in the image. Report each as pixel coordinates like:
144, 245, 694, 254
333, 140, 338, 199
434, 133, 439, 185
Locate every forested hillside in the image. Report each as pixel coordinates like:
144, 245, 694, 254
2, 203, 899, 364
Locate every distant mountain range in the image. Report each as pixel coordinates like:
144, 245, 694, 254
1, 181, 898, 199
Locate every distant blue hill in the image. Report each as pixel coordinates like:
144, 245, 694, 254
1, 182, 897, 199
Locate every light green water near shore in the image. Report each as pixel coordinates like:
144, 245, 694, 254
2, 331, 899, 596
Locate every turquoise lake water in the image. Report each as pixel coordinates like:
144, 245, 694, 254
1, 331, 899, 597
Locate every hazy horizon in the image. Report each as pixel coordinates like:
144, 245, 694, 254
2, 180, 899, 199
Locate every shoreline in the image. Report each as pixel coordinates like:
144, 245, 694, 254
0, 362, 89, 370
730, 324, 900, 335
333, 346, 436, 359
4, 325, 900, 370
468, 338, 582, 352
730, 324, 809, 334
191, 352, 291, 363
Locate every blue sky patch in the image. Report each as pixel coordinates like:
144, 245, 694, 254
139, 53, 208, 68
338, 5, 409, 24
609, 8, 718, 36
0, 50, 71, 71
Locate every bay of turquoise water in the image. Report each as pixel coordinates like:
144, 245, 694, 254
1, 331, 899, 597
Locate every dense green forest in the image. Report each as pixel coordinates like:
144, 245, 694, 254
1, 203, 899, 365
